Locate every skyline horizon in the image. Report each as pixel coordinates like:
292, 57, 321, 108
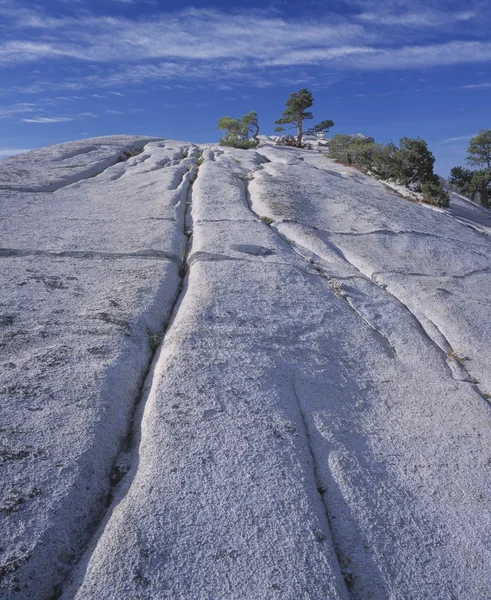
1, 0, 490, 176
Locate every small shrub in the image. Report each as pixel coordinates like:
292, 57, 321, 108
329, 134, 374, 164
219, 138, 258, 150
260, 216, 274, 225
371, 142, 401, 180
149, 333, 161, 351
328, 278, 347, 297
396, 137, 436, 188
195, 150, 204, 166
278, 135, 298, 147
122, 148, 142, 159
275, 134, 313, 149
446, 350, 467, 364
421, 180, 450, 207
329, 134, 448, 207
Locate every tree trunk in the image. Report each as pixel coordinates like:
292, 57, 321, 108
296, 120, 303, 147
479, 187, 489, 209
252, 125, 260, 146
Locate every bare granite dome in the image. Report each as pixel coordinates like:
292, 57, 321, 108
1, 136, 490, 599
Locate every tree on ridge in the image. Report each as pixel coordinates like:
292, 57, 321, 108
274, 88, 334, 148
217, 112, 260, 149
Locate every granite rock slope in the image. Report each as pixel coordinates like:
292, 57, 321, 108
1, 137, 490, 600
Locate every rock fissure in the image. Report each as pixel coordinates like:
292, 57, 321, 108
240, 173, 352, 596
57, 146, 201, 599
271, 225, 399, 358
444, 208, 491, 239
273, 223, 460, 374
0, 248, 180, 261
239, 178, 400, 360
271, 219, 490, 401
291, 378, 354, 598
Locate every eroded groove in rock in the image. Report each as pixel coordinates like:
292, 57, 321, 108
59, 148, 351, 600
239, 173, 355, 593
241, 153, 491, 597
58, 147, 200, 599
249, 189, 488, 401
0, 139, 200, 600
0, 248, 180, 261
291, 379, 354, 596
292, 224, 489, 397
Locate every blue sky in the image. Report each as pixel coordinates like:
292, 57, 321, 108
0, 0, 490, 175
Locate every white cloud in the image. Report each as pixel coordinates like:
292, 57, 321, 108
0, 102, 37, 118
440, 134, 477, 144
458, 82, 491, 89
0, 3, 490, 93
357, 9, 476, 26
347, 41, 491, 70
22, 116, 73, 123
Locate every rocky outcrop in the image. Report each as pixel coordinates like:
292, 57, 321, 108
1, 137, 490, 599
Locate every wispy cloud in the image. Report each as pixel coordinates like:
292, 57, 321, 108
0, 102, 37, 118
357, 9, 476, 27
457, 82, 491, 89
20, 110, 97, 122
22, 116, 74, 123
0, 2, 490, 94
440, 134, 477, 144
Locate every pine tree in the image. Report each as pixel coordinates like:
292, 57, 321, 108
450, 131, 491, 209
450, 164, 490, 209
274, 89, 314, 148
275, 89, 334, 147
306, 120, 334, 137
467, 130, 491, 169
217, 112, 260, 149
240, 112, 260, 145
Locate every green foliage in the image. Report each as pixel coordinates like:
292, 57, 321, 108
421, 179, 450, 207
450, 150, 491, 209
219, 138, 258, 150
117, 148, 143, 162
328, 135, 375, 169
275, 88, 334, 147
466, 129, 491, 169
397, 137, 435, 187
371, 142, 400, 180
275, 88, 313, 129
329, 133, 447, 202
149, 333, 161, 351
306, 120, 335, 136
217, 116, 241, 134
194, 149, 204, 166
217, 112, 260, 149
449, 166, 474, 193
328, 134, 356, 162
